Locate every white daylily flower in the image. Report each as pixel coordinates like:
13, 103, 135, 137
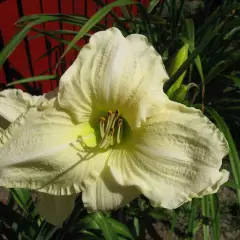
0, 28, 229, 226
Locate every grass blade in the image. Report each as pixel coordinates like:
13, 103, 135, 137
167, 43, 189, 99
187, 199, 198, 239
7, 75, 57, 86
164, 20, 224, 92
107, 218, 134, 240
29, 28, 81, 50
205, 106, 240, 205
92, 212, 119, 240
197, 4, 240, 37
148, 0, 161, 13
224, 181, 240, 190
17, 14, 105, 30
201, 196, 210, 240
210, 194, 220, 240
9, 189, 31, 214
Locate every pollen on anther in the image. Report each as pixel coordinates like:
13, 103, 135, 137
100, 117, 106, 122
99, 110, 123, 148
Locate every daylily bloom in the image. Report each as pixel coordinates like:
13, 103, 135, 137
0, 28, 229, 226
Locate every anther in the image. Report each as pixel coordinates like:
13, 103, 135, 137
99, 110, 122, 148
108, 111, 113, 116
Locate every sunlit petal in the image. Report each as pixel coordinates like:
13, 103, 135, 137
58, 28, 168, 128
109, 101, 229, 208
0, 104, 108, 195
0, 89, 57, 122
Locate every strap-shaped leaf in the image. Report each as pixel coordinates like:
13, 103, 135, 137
205, 106, 240, 205
7, 75, 57, 86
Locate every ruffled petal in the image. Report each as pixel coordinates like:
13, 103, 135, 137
0, 104, 108, 195
58, 27, 169, 128
108, 101, 229, 209
0, 89, 36, 122
36, 193, 77, 226
82, 166, 140, 212
0, 89, 57, 122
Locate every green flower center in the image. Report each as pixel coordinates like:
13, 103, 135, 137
99, 110, 123, 149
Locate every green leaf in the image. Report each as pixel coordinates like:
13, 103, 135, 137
17, 14, 105, 30
169, 212, 177, 240
171, 83, 199, 103
180, 36, 204, 83
148, 0, 160, 14
74, 213, 133, 239
36, 224, 59, 240
148, 208, 175, 221
107, 218, 134, 240
201, 196, 210, 240
205, 59, 237, 85
29, 28, 81, 50
76, 215, 100, 230
121, 5, 132, 19
167, 43, 189, 99
185, 19, 195, 45
7, 75, 57, 86
187, 199, 198, 239
34, 29, 79, 36
205, 106, 240, 205
77, 229, 100, 239
224, 25, 240, 40
0, 13, 107, 68
210, 194, 220, 240
137, 3, 154, 44
93, 0, 131, 35
36, 45, 61, 62
133, 217, 140, 237
92, 212, 119, 240
222, 74, 240, 88
197, 4, 240, 37
120, 6, 135, 33
224, 181, 240, 189
165, 20, 224, 92
9, 188, 31, 214
58, 0, 135, 66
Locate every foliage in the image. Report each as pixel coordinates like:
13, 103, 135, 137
0, 0, 240, 239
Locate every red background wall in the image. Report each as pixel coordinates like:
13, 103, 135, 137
0, 0, 150, 93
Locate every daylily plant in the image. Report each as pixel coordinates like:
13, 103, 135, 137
0, 28, 229, 226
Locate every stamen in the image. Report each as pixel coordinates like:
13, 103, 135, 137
110, 112, 119, 129
105, 111, 113, 132
110, 127, 115, 146
117, 118, 123, 144
99, 110, 122, 148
